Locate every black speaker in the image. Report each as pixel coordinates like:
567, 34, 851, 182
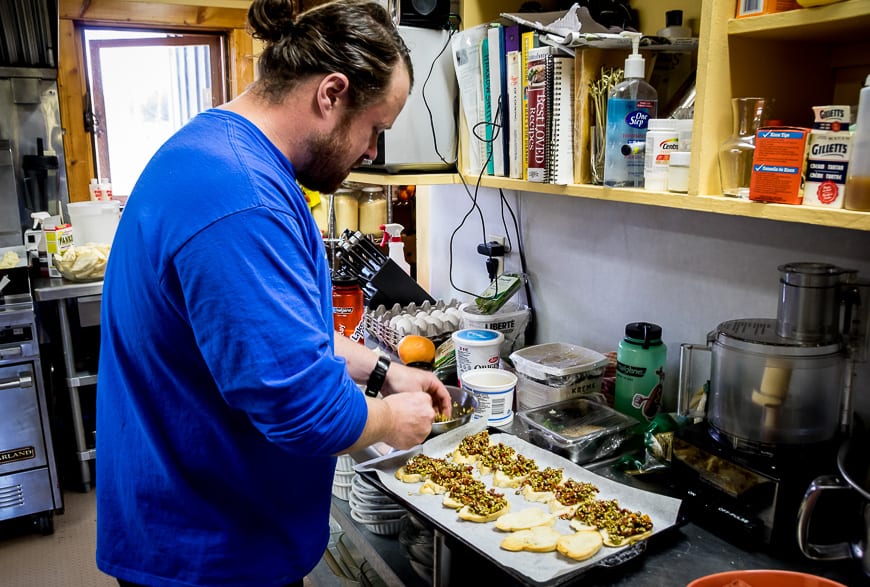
399, 0, 450, 29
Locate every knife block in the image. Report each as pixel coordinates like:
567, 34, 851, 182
363, 258, 435, 309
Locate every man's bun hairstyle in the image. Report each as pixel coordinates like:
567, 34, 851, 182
246, 0, 413, 110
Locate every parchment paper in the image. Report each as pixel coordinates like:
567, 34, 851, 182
354, 421, 683, 586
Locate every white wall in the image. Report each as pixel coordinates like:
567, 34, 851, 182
423, 184, 870, 418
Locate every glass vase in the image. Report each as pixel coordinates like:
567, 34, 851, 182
718, 97, 770, 198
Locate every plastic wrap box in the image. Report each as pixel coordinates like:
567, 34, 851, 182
510, 343, 609, 411
517, 398, 638, 464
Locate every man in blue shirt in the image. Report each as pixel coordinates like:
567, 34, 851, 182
95, 1, 450, 585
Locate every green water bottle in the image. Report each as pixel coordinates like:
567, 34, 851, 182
614, 322, 667, 424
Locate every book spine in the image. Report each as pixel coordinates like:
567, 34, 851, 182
526, 46, 550, 183
506, 51, 522, 179
550, 55, 575, 185
480, 36, 493, 175
520, 30, 538, 181
487, 24, 505, 176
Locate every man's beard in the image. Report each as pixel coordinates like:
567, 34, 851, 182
296, 120, 362, 195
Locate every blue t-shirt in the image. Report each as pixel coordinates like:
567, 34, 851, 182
96, 109, 368, 587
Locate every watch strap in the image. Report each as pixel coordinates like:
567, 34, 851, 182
365, 355, 391, 397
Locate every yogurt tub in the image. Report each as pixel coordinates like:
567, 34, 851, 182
451, 328, 504, 378
460, 368, 518, 428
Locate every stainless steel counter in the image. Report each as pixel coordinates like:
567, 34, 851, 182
32, 276, 103, 491
338, 424, 868, 587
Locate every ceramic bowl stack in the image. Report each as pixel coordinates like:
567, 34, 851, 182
348, 475, 405, 536
332, 454, 356, 501
398, 513, 434, 585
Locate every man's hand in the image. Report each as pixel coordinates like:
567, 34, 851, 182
381, 362, 452, 420
380, 392, 438, 449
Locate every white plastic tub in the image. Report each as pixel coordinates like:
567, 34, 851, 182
510, 343, 609, 411
460, 302, 530, 356
67, 201, 120, 245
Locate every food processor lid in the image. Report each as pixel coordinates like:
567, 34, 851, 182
777, 262, 855, 287
713, 318, 843, 355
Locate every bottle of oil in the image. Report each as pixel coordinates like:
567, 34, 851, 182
845, 74, 870, 211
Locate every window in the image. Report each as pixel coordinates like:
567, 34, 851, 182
84, 29, 227, 196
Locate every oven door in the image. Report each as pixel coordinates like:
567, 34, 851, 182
0, 362, 48, 476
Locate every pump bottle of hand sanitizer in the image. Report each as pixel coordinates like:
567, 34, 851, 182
604, 32, 658, 188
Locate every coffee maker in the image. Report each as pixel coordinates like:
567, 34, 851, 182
674, 262, 868, 551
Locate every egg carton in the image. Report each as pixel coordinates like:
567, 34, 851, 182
364, 299, 463, 352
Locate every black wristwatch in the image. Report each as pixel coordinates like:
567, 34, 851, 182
364, 354, 391, 397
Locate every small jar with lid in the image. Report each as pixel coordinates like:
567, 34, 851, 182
332, 187, 359, 235
358, 186, 388, 238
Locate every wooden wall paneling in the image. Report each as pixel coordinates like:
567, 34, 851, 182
57, 18, 96, 202
228, 28, 255, 99
59, 0, 247, 28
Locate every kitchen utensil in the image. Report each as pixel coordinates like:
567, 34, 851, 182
429, 385, 477, 436
776, 262, 856, 343
798, 431, 870, 576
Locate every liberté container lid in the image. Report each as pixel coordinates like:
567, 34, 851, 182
451, 328, 504, 346
510, 342, 608, 381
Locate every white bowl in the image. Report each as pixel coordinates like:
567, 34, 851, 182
332, 482, 352, 501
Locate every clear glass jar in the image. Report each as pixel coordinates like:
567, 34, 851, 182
718, 97, 770, 198
332, 187, 359, 235
358, 186, 387, 238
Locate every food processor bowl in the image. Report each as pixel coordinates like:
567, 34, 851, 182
708, 319, 846, 451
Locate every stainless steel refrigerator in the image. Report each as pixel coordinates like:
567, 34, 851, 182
0, 0, 66, 533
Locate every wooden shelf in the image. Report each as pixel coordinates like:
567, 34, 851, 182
346, 170, 460, 186
473, 176, 870, 231
728, 0, 870, 40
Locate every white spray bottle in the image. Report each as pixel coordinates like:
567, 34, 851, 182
380, 223, 410, 275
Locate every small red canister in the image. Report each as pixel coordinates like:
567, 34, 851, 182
332, 273, 365, 344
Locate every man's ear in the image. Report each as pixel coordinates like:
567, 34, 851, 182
317, 72, 350, 119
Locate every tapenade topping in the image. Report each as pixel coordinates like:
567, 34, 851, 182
403, 453, 446, 477
456, 430, 491, 456
500, 453, 539, 479
465, 488, 508, 516
478, 443, 517, 471
553, 479, 600, 507
522, 467, 564, 492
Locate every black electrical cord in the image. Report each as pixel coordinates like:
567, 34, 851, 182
420, 22, 503, 302
498, 187, 536, 346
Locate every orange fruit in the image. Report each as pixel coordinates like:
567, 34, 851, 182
397, 335, 436, 367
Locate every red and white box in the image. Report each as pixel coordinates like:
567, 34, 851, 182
802, 130, 852, 208
749, 126, 810, 205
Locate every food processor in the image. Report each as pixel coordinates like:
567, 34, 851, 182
674, 262, 868, 551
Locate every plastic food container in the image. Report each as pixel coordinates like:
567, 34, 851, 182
517, 398, 637, 464
510, 343, 609, 410
460, 301, 530, 356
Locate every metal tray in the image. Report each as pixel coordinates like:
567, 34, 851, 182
354, 422, 682, 587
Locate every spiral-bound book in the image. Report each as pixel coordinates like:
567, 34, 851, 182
525, 46, 553, 183
548, 55, 575, 185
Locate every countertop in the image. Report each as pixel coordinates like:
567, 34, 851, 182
339, 423, 868, 587
31, 276, 103, 300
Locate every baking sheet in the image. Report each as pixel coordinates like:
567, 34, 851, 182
354, 421, 682, 586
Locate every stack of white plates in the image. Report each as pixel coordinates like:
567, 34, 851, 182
348, 475, 405, 536
398, 513, 434, 585
332, 455, 356, 501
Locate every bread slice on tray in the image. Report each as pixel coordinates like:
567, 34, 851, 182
494, 507, 556, 532
500, 526, 563, 553
556, 530, 604, 561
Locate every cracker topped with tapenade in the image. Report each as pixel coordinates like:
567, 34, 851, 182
566, 498, 654, 547
451, 430, 492, 464
519, 467, 565, 503
476, 442, 518, 476
395, 453, 447, 483
492, 453, 539, 488
419, 462, 475, 495
549, 479, 600, 517
457, 487, 510, 523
